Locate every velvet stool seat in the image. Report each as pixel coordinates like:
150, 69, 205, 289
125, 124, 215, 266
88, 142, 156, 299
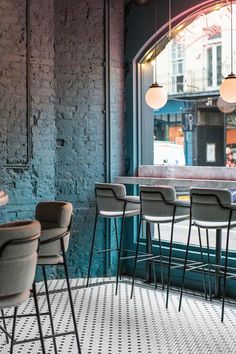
36, 201, 81, 354
179, 187, 236, 322
86, 182, 140, 294
130, 185, 190, 308
0, 220, 44, 354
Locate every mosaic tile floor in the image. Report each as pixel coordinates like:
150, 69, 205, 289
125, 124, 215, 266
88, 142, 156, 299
1, 278, 236, 353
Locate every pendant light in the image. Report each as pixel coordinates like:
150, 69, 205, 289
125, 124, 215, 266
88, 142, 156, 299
145, 0, 167, 109
220, 0, 236, 103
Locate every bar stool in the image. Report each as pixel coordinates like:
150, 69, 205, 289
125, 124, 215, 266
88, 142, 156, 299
178, 187, 236, 322
36, 201, 81, 354
131, 185, 190, 308
86, 182, 140, 294
0, 220, 45, 354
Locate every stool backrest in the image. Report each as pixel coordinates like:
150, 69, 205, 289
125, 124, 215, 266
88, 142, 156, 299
36, 201, 73, 256
140, 185, 176, 217
0, 220, 40, 297
190, 188, 232, 223
95, 183, 126, 213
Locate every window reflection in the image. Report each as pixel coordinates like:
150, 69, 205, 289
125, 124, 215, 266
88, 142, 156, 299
141, 4, 236, 167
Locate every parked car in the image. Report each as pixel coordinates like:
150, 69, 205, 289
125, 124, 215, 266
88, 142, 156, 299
153, 141, 186, 166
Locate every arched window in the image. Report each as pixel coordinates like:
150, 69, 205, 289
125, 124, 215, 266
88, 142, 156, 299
135, 1, 236, 169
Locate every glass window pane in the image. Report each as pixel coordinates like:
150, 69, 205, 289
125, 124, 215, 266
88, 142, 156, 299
207, 47, 213, 86
217, 45, 222, 85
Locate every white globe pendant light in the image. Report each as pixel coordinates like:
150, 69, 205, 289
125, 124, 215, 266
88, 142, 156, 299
220, 0, 236, 103
145, 0, 168, 110
145, 83, 168, 109
220, 74, 236, 103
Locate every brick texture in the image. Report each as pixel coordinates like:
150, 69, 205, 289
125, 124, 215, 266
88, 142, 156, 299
0, 0, 125, 278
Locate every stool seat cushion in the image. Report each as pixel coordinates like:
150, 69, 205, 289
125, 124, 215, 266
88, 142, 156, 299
36, 202, 73, 257
0, 220, 40, 257
193, 220, 236, 229
96, 183, 126, 198
99, 209, 140, 218
38, 227, 68, 257
37, 255, 63, 265
139, 185, 189, 220
99, 197, 140, 218
140, 185, 176, 201
36, 202, 72, 228
95, 183, 140, 217
124, 196, 140, 203
144, 214, 189, 223
0, 290, 30, 310
0, 220, 40, 302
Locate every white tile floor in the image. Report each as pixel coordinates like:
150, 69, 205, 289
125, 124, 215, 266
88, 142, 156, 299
1, 278, 236, 353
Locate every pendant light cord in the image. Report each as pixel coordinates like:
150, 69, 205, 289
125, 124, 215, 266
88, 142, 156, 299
154, 0, 157, 83
169, 0, 172, 38
231, 0, 234, 74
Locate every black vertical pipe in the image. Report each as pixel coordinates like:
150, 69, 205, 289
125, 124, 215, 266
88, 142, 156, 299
26, 0, 31, 166
5, 0, 31, 169
104, 0, 112, 271
105, 0, 111, 183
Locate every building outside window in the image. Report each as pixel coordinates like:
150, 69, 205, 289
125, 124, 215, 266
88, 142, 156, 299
172, 40, 184, 93
206, 44, 222, 88
138, 3, 236, 247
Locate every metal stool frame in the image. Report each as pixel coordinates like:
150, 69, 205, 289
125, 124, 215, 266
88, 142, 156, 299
0, 232, 45, 354
130, 187, 197, 309
1, 216, 82, 354
179, 190, 236, 322
86, 185, 143, 295
36, 215, 82, 354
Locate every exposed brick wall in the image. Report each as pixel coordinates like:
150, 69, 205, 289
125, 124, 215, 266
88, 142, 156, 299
0, 0, 56, 224
54, 0, 125, 277
54, 0, 106, 277
110, 1, 125, 181
0, 0, 125, 278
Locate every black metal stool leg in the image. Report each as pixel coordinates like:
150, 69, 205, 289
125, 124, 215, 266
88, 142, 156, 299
10, 307, 17, 354
32, 282, 46, 354
166, 209, 176, 309
157, 224, 164, 290
147, 223, 157, 287
115, 208, 126, 295
222, 214, 232, 322
206, 229, 212, 301
61, 241, 82, 354
115, 218, 122, 281
42, 266, 57, 353
1, 309, 9, 344
86, 211, 98, 287
179, 216, 192, 312
198, 228, 208, 300
114, 218, 119, 250
130, 218, 142, 299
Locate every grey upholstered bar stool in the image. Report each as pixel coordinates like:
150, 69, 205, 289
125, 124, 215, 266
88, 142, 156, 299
131, 185, 190, 308
0, 220, 45, 354
87, 182, 140, 294
179, 187, 236, 322
36, 201, 81, 354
